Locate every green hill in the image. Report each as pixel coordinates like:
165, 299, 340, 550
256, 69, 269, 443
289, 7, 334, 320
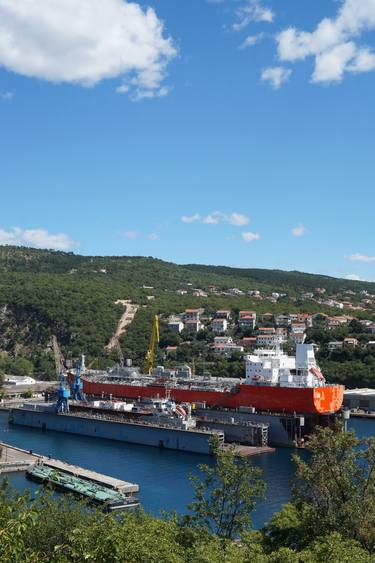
0, 245, 374, 379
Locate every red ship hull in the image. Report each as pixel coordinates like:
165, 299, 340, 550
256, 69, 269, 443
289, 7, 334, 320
82, 378, 344, 415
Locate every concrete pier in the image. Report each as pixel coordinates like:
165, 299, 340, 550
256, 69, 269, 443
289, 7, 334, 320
0, 442, 138, 494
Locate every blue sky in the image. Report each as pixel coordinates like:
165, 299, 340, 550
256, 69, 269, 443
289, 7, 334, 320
0, 0, 374, 280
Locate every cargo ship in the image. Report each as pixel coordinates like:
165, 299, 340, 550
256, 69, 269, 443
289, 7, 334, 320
81, 344, 343, 416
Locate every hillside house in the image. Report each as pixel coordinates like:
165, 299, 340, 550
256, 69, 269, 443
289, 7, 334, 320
211, 318, 228, 333
328, 341, 344, 352
238, 311, 257, 330
344, 337, 358, 348
185, 320, 204, 332
185, 308, 204, 321
168, 318, 184, 333
215, 310, 231, 320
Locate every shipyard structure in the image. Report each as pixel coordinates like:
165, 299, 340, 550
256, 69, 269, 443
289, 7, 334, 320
9, 343, 344, 450
77, 343, 343, 447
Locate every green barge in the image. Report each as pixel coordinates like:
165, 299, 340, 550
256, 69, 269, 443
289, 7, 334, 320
26, 464, 139, 511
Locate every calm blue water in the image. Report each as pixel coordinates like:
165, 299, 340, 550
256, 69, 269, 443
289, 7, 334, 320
0, 412, 372, 528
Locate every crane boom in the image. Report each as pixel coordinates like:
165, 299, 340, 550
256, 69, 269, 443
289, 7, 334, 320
146, 315, 159, 374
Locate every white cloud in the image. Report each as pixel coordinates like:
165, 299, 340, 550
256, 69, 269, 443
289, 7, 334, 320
148, 233, 159, 240
233, 1, 274, 32
203, 211, 250, 226
261, 66, 291, 89
0, 91, 13, 100
123, 230, 139, 239
242, 231, 260, 242
240, 33, 265, 49
348, 253, 375, 263
276, 0, 375, 84
344, 274, 362, 281
181, 214, 201, 224
291, 224, 307, 237
0, 227, 75, 250
0, 0, 177, 100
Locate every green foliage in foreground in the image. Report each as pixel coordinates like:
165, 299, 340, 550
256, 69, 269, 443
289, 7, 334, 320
1, 425, 375, 562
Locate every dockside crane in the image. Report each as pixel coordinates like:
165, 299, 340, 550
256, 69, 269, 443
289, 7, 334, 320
145, 315, 159, 374
70, 355, 86, 401
52, 335, 70, 413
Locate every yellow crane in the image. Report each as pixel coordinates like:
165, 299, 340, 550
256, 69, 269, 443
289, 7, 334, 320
145, 315, 159, 374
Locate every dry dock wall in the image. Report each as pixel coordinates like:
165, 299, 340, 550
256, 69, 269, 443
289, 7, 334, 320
9, 410, 215, 455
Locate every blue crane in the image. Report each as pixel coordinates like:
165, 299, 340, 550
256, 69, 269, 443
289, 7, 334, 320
53, 336, 70, 413
70, 355, 86, 401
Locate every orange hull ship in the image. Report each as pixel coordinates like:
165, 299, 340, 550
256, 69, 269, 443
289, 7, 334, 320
81, 378, 344, 415
80, 344, 344, 416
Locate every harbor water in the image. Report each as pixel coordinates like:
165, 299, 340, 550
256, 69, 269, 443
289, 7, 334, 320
0, 411, 372, 528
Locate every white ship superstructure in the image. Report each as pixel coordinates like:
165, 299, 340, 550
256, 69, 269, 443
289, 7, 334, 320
245, 344, 325, 388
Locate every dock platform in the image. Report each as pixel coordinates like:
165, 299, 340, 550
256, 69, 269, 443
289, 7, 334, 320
0, 442, 138, 494
223, 444, 275, 457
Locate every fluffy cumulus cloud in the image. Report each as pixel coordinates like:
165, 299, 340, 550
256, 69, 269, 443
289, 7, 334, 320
240, 33, 265, 49
242, 231, 260, 242
348, 253, 375, 263
276, 0, 375, 84
233, 1, 274, 32
0, 227, 75, 250
148, 233, 159, 240
181, 211, 250, 227
291, 224, 307, 237
181, 214, 201, 224
0, 0, 177, 100
202, 211, 250, 226
261, 66, 291, 88
345, 273, 363, 281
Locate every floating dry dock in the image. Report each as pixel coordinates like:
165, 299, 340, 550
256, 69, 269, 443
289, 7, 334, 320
9, 405, 225, 455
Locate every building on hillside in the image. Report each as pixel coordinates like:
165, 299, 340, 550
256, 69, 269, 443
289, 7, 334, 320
192, 289, 208, 297
168, 318, 185, 333
215, 310, 231, 320
289, 332, 306, 345
239, 337, 257, 349
184, 308, 204, 321
176, 289, 188, 295
257, 327, 276, 335
211, 318, 228, 333
228, 288, 244, 295
328, 341, 344, 352
214, 343, 244, 357
275, 314, 291, 327
4, 376, 36, 386
248, 290, 261, 297
256, 333, 281, 347
343, 337, 359, 347
238, 311, 257, 330
365, 324, 375, 334
214, 336, 233, 346
185, 320, 204, 332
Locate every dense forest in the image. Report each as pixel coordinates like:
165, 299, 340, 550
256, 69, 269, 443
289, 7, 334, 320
0, 245, 374, 384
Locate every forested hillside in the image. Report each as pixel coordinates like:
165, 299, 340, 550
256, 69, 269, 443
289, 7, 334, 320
0, 245, 374, 380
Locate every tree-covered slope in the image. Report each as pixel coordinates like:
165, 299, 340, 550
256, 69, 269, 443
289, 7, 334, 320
0, 245, 374, 378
